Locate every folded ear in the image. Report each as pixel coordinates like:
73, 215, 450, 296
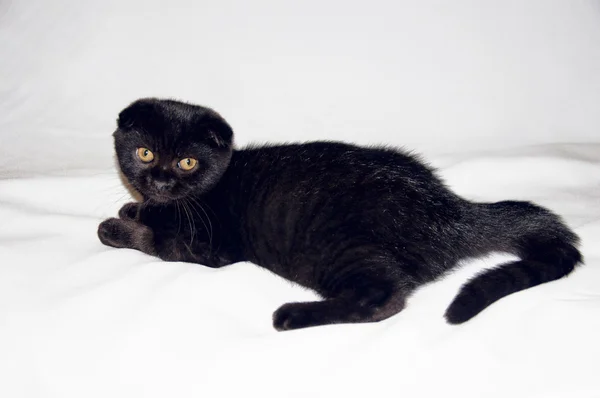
200, 110, 234, 148
117, 99, 158, 129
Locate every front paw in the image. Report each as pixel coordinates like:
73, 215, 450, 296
98, 218, 135, 248
118, 202, 140, 220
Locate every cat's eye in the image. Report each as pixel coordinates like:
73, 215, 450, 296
177, 157, 197, 171
136, 147, 154, 163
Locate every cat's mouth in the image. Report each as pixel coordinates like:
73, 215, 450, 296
131, 182, 179, 204
147, 193, 179, 203
137, 182, 185, 203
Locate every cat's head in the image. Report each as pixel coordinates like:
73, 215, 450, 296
113, 98, 234, 202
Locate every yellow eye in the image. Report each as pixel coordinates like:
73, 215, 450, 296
177, 157, 197, 171
136, 147, 154, 163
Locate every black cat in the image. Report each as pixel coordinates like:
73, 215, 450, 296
98, 98, 583, 331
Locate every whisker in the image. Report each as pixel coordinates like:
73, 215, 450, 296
188, 200, 197, 247
109, 193, 133, 207
186, 198, 201, 248
181, 199, 195, 247
193, 196, 219, 220
188, 196, 213, 251
175, 200, 182, 236
185, 198, 211, 250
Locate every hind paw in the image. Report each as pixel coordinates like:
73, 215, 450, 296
273, 303, 318, 331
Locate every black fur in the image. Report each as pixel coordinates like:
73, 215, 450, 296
98, 98, 583, 331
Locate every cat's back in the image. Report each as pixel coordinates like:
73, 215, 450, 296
224, 140, 459, 223
233, 141, 439, 186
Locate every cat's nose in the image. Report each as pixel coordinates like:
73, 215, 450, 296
154, 181, 173, 191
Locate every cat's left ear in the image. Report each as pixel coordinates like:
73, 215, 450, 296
202, 111, 234, 148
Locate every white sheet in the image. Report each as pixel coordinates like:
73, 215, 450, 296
2, 1, 600, 397
1, 145, 599, 397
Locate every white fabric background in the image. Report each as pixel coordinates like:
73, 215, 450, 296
1, 0, 599, 175
1, 1, 599, 397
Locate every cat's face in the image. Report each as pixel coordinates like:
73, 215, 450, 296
113, 98, 234, 202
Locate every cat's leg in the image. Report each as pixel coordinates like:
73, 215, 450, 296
97, 217, 157, 256
118, 202, 141, 220
272, 271, 410, 331
98, 217, 223, 265
163, 244, 235, 268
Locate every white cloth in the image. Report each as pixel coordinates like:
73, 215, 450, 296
1, 1, 599, 397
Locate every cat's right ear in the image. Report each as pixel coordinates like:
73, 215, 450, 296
117, 100, 156, 130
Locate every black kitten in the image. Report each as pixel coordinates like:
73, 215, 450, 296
98, 98, 583, 331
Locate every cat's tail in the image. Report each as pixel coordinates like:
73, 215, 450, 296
444, 200, 582, 324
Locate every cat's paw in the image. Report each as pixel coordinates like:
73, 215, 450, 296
98, 217, 135, 248
272, 302, 316, 331
118, 202, 140, 220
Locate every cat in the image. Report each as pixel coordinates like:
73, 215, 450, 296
98, 98, 583, 331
